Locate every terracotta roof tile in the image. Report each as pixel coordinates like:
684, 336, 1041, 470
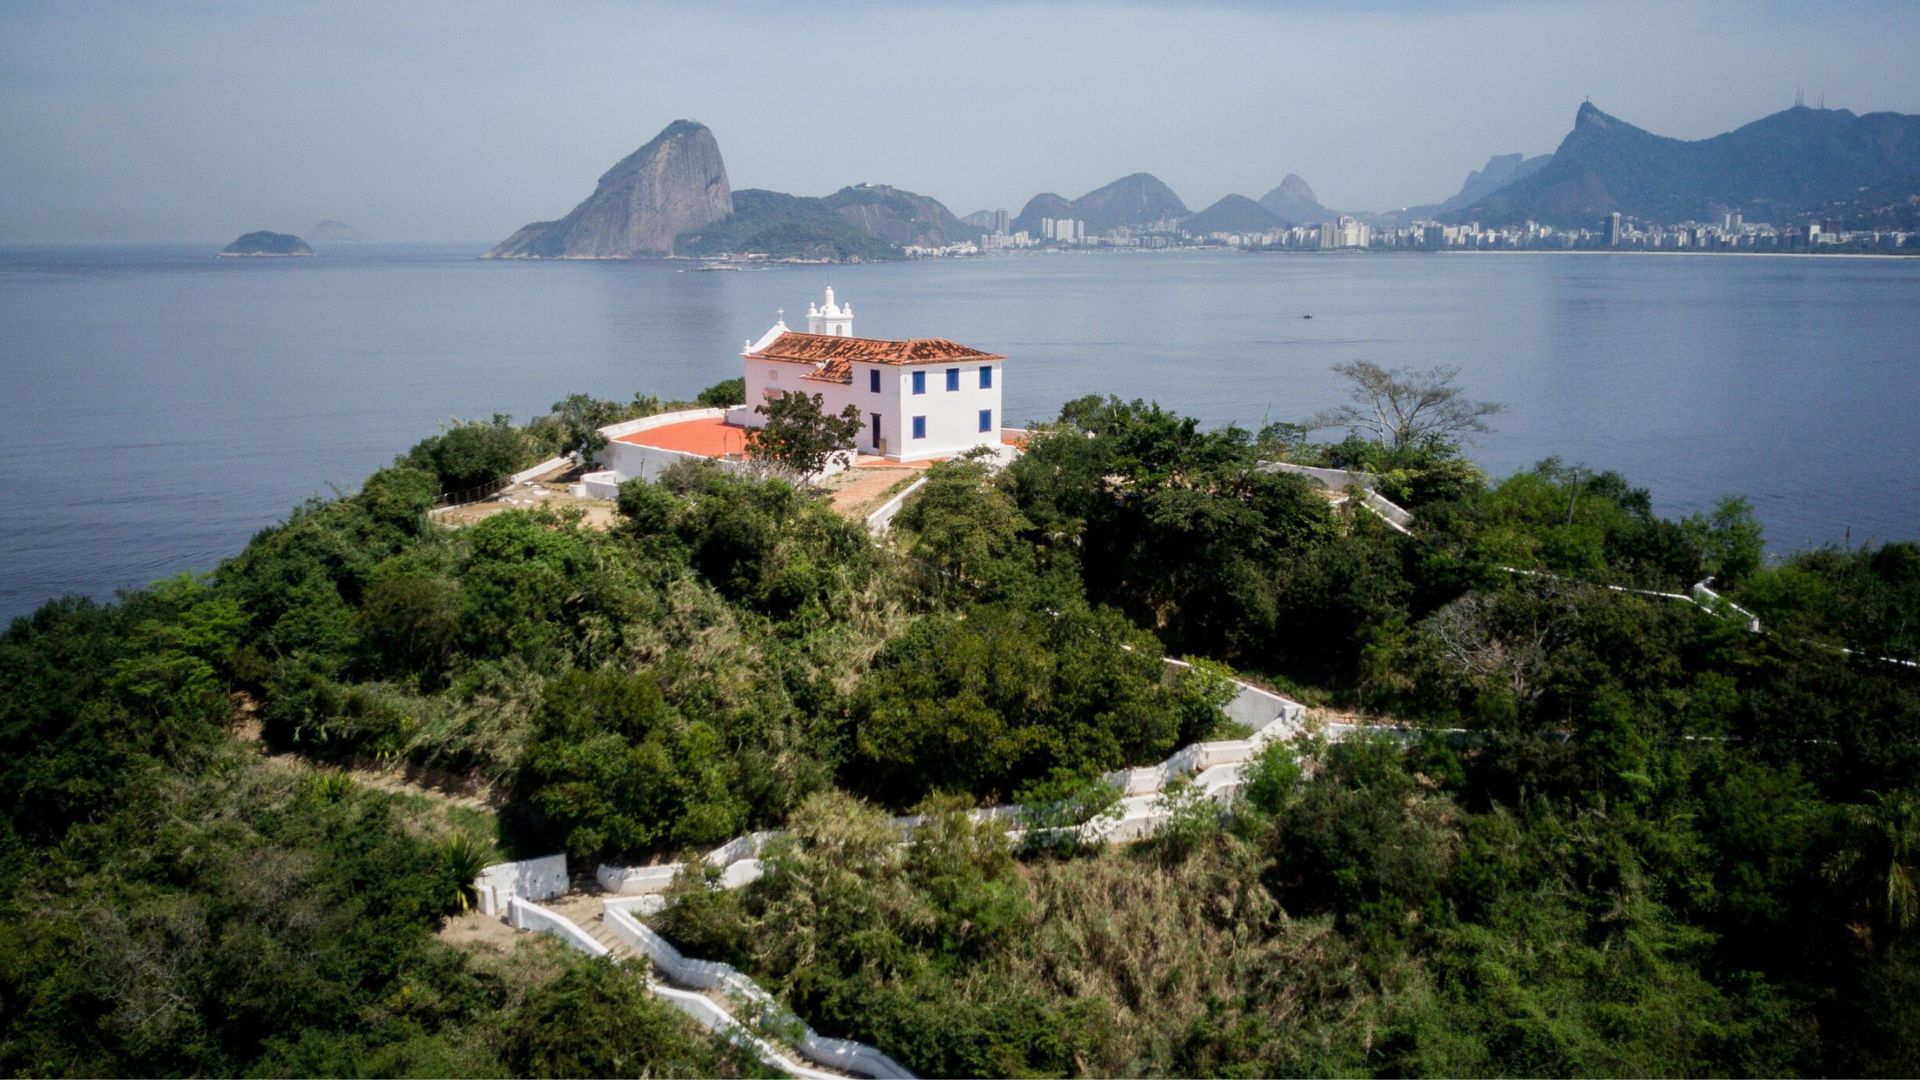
749, 331, 1005, 368
800, 358, 853, 383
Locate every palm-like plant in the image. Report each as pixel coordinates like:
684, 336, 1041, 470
1825, 789, 1920, 946
439, 832, 493, 915
309, 770, 356, 803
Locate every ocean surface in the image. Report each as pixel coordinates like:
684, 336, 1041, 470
2, 243, 1917, 620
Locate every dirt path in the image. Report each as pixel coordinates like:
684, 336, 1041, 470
825, 466, 921, 520
434, 461, 620, 531
231, 693, 506, 813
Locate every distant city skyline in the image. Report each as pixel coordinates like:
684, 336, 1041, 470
2, 0, 1918, 242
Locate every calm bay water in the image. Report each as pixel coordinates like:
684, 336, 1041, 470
2, 242, 1917, 619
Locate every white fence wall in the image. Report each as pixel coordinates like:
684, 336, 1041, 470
1258, 461, 1415, 532
474, 854, 568, 916
507, 896, 608, 956
510, 454, 574, 485
1360, 490, 1415, 531
604, 900, 917, 1079
864, 477, 927, 534
1259, 461, 1377, 489
504, 898, 848, 1080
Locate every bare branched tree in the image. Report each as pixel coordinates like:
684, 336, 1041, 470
1307, 360, 1504, 450
1424, 587, 1576, 704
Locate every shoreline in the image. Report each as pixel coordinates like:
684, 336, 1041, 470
1430, 247, 1917, 262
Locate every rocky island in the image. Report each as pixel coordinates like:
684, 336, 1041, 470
219, 231, 312, 257
486, 120, 981, 262
306, 220, 364, 243
485, 120, 733, 259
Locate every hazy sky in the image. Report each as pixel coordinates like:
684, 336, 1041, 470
4, 1, 1918, 243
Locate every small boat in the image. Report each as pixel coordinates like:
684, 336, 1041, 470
1302, 314, 1313, 319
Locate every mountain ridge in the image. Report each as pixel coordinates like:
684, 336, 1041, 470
1453, 102, 1920, 227
1011, 174, 1188, 236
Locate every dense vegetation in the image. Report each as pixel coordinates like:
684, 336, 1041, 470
676, 189, 903, 262
4, 376, 1918, 1076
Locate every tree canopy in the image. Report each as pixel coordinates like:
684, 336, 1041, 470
4, 382, 1919, 1077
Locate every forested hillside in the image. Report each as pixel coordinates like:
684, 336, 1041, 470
3, 380, 1917, 1076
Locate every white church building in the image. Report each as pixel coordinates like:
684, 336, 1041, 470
740, 287, 1007, 462
582, 287, 1009, 497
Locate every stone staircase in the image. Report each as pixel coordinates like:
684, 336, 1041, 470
525, 891, 864, 1077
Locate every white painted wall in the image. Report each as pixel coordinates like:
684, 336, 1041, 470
743, 357, 1003, 463
603, 899, 917, 1079
864, 477, 928, 534
597, 405, 851, 485
508, 896, 608, 956
889, 360, 1003, 461
1258, 461, 1377, 489
505, 898, 853, 1080
474, 854, 568, 916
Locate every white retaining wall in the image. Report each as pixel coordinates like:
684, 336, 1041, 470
1361, 490, 1415, 531
510, 454, 575, 485
598, 409, 745, 487
1260, 461, 1377, 489
604, 899, 918, 1079
594, 406, 851, 488
504, 898, 848, 1080
864, 477, 928, 534
508, 896, 608, 956
1258, 461, 1415, 532
569, 665, 1334, 1078
474, 854, 568, 916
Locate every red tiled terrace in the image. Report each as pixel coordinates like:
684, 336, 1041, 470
613, 416, 748, 457
612, 416, 1027, 469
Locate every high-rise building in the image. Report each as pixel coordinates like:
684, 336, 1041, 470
1318, 215, 1371, 249
1605, 211, 1623, 246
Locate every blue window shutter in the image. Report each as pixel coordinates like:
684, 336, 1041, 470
979, 409, 992, 433
912, 415, 926, 439
869, 369, 880, 393
946, 367, 959, 391
980, 365, 992, 389
912, 370, 925, 395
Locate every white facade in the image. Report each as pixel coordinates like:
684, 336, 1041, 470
741, 289, 1005, 463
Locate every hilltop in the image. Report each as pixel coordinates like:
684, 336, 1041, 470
486, 120, 734, 258
1185, 194, 1284, 234
5, 381, 1919, 1076
1012, 172, 1189, 235
1258, 174, 1339, 224
1369, 153, 1552, 226
821, 183, 981, 248
1454, 102, 1920, 227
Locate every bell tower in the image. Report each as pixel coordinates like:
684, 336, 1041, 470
806, 285, 853, 336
